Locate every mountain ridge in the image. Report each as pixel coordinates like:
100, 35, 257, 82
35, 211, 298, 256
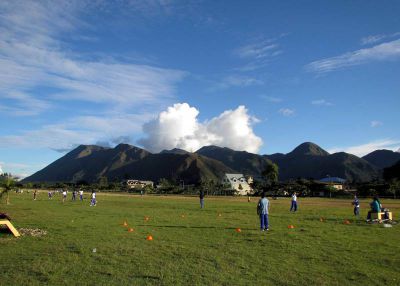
23, 142, 385, 183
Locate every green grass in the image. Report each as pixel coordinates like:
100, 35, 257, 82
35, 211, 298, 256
1, 192, 400, 286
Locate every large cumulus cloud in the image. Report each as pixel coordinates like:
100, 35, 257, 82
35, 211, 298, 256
138, 103, 263, 153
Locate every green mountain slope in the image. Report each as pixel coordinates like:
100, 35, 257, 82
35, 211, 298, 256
23, 144, 233, 184
264, 143, 379, 182
195, 145, 272, 176
362, 149, 400, 169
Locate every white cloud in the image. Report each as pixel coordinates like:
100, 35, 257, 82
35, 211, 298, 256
233, 37, 283, 71
361, 35, 386, 45
0, 1, 185, 116
278, 108, 295, 117
0, 161, 46, 179
233, 41, 279, 60
306, 39, 400, 73
311, 99, 333, 106
219, 75, 263, 89
370, 120, 383, 128
361, 32, 400, 45
0, 113, 152, 151
328, 139, 400, 157
138, 103, 263, 153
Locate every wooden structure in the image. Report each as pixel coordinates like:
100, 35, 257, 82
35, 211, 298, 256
370, 212, 393, 221
0, 219, 20, 237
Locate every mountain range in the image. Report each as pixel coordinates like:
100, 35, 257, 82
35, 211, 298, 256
23, 142, 400, 184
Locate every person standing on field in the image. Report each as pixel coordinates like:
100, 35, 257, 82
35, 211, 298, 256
62, 189, 67, 203
257, 192, 270, 231
199, 189, 205, 209
90, 190, 97, 206
79, 189, 84, 201
352, 195, 360, 216
290, 192, 298, 212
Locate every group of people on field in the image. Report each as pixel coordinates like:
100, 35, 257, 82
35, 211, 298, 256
253, 192, 390, 232
30, 189, 97, 206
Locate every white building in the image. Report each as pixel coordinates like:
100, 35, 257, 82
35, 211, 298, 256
125, 179, 153, 189
222, 173, 253, 195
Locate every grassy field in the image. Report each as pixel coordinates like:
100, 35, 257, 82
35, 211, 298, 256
1, 191, 400, 286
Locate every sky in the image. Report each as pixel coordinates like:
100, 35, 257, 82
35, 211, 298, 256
1, 0, 400, 178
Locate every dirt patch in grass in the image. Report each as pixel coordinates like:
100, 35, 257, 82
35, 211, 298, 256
19, 228, 47, 237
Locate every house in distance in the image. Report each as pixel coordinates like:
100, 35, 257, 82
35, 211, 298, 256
315, 177, 346, 197
125, 179, 154, 189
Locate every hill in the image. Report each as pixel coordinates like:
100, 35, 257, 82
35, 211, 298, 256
23, 144, 233, 184
23, 142, 381, 184
264, 142, 379, 182
196, 145, 272, 176
362, 149, 400, 169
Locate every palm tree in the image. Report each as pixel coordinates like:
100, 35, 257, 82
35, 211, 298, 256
0, 176, 15, 205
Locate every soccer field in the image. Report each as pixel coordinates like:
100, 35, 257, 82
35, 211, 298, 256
1, 192, 400, 286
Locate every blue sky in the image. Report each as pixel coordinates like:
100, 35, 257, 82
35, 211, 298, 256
1, 0, 400, 177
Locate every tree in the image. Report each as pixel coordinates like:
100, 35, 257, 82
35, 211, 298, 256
325, 185, 338, 198
384, 160, 400, 181
0, 175, 16, 205
262, 163, 279, 188
98, 176, 108, 190
388, 179, 400, 199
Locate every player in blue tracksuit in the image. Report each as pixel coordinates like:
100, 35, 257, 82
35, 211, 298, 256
257, 192, 270, 231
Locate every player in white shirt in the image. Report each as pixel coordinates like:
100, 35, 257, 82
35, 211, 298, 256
290, 192, 298, 212
90, 191, 96, 206
62, 190, 67, 203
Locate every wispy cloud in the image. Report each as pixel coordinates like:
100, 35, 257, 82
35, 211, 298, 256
234, 41, 279, 60
278, 108, 295, 117
328, 139, 400, 157
233, 36, 283, 71
311, 99, 333, 106
0, 112, 153, 151
306, 39, 400, 73
0, 161, 46, 179
0, 1, 185, 117
370, 120, 383, 128
260, 96, 282, 103
361, 32, 400, 45
209, 75, 263, 91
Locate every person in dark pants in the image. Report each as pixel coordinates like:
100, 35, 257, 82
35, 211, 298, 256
290, 192, 297, 212
257, 192, 270, 231
199, 189, 205, 209
367, 196, 381, 220
352, 195, 360, 216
